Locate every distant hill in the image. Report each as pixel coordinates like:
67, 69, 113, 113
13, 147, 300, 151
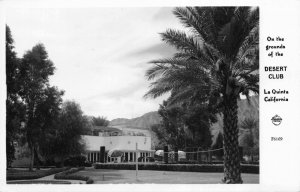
110, 96, 258, 130
110, 96, 259, 147
109, 111, 161, 129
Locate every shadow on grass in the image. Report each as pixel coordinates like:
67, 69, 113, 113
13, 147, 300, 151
7, 180, 71, 184
73, 169, 126, 182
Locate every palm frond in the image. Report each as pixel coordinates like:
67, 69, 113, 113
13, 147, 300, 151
145, 6, 259, 110
247, 7, 259, 30
174, 7, 219, 48
217, 7, 256, 60
234, 25, 259, 72
234, 7, 251, 23
145, 64, 172, 81
239, 73, 259, 95
173, 52, 193, 59
167, 85, 211, 106
160, 29, 202, 56
144, 81, 173, 99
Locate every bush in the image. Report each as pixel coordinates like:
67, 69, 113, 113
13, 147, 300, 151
137, 157, 155, 162
10, 166, 57, 169
93, 163, 259, 174
8, 180, 72, 184
146, 157, 155, 162
55, 174, 90, 181
84, 161, 93, 167
86, 178, 94, 184
54, 167, 94, 184
177, 160, 198, 164
7, 167, 69, 181
64, 156, 87, 167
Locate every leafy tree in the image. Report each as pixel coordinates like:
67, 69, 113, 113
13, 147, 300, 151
157, 101, 186, 150
18, 43, 57, 170
211, 131, 224, 160
152, 100, 216, 150
183, 104, 217, 149
6, 25, 25, 167
145, 7, 259, 183
47, 101, 86, 166
81, 116, 94, 135
240, 117, 258, 147
239, 117, 259, 161
92, 116, 109, 127
150, 124, 168, 149
36, 86, 64, 165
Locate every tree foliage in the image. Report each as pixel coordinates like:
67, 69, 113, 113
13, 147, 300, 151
6, 26, 88, 169
145, 7, 259, 183
239, 117, 259, 159
152, 99, 216, 150
157, 101, 186, 150
16, 43, 64, 170
92, 116, 109, 127
36, 87, 64, 161
183, 104, 216, 148
6, 25, 25, 167
46, 101, 86, 165
150, 124, 168, 150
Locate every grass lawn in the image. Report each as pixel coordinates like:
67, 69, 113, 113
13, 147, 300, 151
7, 180, 71, 184
7, 167, 68, 181
71, 168, 259, 184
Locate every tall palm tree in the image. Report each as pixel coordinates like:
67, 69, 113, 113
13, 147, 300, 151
145, 7, 259, 183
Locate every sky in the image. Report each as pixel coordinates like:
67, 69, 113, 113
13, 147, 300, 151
6, 7, 185, 120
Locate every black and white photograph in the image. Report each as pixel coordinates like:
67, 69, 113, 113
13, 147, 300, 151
1, 0, 300, 191
5, 6, 259, 185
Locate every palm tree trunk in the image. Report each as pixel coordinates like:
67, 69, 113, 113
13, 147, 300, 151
222, 97, 243, 184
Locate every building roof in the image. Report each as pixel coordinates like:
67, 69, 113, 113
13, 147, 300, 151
92, 126, 122, 133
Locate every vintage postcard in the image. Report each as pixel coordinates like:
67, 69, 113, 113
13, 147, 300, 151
1, 0, 300, 191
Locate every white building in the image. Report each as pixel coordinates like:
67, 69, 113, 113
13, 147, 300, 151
82, 126, 154, 163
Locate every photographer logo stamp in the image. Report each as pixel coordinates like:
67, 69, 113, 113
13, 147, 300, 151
271, 114, 282, 126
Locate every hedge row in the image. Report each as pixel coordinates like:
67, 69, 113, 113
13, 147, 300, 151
94, 163, 259, 174
169, 160, 258, 165
7, 167, 69, 181
54, 167, 93, 184
8, 180, 72, 184
10, 166, 57, 169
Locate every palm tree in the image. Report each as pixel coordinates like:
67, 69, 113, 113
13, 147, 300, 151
145, 7, 259, 183
240, 117, 259, 162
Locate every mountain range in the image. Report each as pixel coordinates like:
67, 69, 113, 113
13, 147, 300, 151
109, 111, 162, 129
110, 96, 258, 130
109, 96, 259, 147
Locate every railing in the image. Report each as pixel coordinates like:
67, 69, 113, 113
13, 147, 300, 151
155, 147, 259, 164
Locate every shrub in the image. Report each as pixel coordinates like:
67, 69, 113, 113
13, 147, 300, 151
146, 157, 155, 162
93, 163, 259, 174
64, 156, 87, 167
84, 161, 93, 167
54, 167, 94, 184
7, 167, 69, 181
7, 180, 72, 184
137, 157, 155, 162
55, 174, 89, 181
86, 178, 94, 184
